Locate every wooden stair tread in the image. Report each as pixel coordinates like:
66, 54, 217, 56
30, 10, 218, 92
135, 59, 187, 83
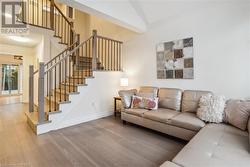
61, 82, 87, 86
54, 88, 79, 95
34, 103, 62, 116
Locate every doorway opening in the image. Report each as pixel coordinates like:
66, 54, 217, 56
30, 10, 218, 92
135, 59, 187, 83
0, 55, 23, 105
1, 64, 20, 95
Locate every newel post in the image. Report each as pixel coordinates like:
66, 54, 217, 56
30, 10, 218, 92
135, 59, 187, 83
50, 0, 55, 30
38, 63, 45, 123
29, 65, 34, 113
92, 30, 97, 71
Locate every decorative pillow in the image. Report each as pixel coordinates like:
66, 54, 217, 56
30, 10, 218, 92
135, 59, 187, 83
144, 97, 159, 110
118, 89, 137, 108
197, 94, 226, 123
131, 95, 158, 110
131, 96, 144, 108
223, 99, 250, 130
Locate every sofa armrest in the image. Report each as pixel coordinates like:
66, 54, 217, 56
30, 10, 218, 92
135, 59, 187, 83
120, 103, 125, 112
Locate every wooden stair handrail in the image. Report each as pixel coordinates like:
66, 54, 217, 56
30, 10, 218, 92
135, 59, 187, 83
96, 35, 123, 44
20, 0, 75, 46
54, 4, 72, 26
45, 36, 93, 74
32, 40, 78, 75
44, 41, 78, 66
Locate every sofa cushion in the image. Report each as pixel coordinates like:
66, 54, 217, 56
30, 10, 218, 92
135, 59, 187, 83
160, 161, 181, 167
248, 118, 250, 151
182, 90, 212, 113
224, 99, 250, 130
170, 112, 205, 131
118, 89, 137, 108
139, 86, 158, 98
173, 124, 250, 167
158, 88, 182, 111
143, 108, 180, 123
136, 92, 154, 98
124, 108, 148, 117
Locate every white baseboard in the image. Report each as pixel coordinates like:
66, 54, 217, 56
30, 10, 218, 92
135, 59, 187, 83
37, 111, 113, 135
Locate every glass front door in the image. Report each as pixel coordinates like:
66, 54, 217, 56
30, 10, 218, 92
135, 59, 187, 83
1, 64, 19, 95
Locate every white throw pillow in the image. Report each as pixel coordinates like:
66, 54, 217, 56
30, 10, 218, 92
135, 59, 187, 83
197, 94, 226, 123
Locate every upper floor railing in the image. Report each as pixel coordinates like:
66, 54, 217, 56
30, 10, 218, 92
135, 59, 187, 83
96, 34, 123, 71
20, 0, 75, 46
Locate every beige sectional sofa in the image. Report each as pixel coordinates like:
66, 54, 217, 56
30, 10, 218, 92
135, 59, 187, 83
120, 86, 250, 167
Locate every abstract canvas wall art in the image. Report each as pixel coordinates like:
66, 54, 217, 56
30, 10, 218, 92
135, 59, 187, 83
156, 37, 194, 79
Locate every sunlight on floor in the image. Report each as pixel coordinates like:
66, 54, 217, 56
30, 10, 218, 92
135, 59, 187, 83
0, 95, 22, 105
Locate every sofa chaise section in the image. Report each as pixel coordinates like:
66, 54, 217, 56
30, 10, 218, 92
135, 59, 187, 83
172, 123, 250, 167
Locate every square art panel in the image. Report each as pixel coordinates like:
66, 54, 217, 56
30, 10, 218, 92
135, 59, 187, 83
156, 37, 194, 79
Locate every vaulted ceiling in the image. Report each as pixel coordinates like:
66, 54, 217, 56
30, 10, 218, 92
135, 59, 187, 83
57, 0, 249, 33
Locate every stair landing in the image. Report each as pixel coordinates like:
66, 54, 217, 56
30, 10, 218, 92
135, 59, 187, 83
25, 110, 51, 134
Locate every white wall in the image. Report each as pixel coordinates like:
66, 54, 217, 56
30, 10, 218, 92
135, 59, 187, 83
123, 1, 250, 99
37, 71, 122, 134
88, 15, 138, 42
29, 26, 66, 65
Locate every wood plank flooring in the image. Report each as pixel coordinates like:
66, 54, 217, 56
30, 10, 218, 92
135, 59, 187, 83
0, 95, 22, 105
0, 103, 186, 167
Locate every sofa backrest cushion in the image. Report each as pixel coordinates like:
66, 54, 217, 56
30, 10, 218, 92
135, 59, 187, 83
139, 86, 158, 98
223, 99, 250, 130
118, 89, 137, 108
248, 118, 250, 151
182, 90, 212, 113
158, 88, 182, 111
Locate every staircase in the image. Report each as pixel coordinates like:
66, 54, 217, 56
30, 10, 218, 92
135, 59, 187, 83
19, 0, 123, 134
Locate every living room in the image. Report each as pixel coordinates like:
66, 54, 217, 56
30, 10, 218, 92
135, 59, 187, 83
0, 0, 249, 166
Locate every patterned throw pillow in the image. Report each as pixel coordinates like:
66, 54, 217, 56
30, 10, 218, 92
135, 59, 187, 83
197, 94, 226, 123
131, 96, 144, 108
144, 97, 158, 110
131, 95, 158, 110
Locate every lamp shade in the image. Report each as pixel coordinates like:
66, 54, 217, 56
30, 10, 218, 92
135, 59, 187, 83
120, 77, 128, 87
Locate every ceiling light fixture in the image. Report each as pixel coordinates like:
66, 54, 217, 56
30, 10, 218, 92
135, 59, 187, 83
9, 36, 32, 43
14, 55, 23, 60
